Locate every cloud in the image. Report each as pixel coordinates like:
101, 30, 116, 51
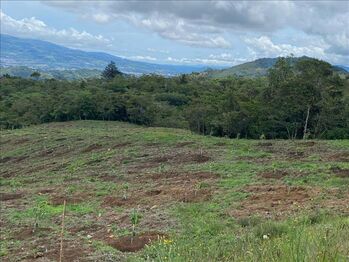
0, 10, 111, 50
244, 36, 347, 65
129, 55, 157, 61
167, 53, 247, 66
45, 1, 349, 58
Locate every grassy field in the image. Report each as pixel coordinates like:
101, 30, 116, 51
1, 121, 349, 261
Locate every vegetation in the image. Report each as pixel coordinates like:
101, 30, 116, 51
1, 121, 348, 260
1, 57, 348, 139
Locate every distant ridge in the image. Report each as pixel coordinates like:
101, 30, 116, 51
0, 34, 208, 76
205, 57, 348, 78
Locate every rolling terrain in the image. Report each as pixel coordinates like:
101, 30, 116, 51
0, 34, 208, 76
1, 121, 349, 261
205, 57, 349, 78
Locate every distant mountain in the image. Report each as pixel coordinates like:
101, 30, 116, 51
0, 34, 208, 76
205, 57, 348, 78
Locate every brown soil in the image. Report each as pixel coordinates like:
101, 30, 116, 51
108, 232, 166, 252
257, 142, 273, 147
49, 193, 88, 206
0, 156, 27, 164
331, 167, 349, 178
230, 185, 318, 219
114, 142, 132, 148
150, 152, 210, 165
82, 144, 103, 153
230, 185, 349, 219
14, 227, 52, 241
103, 171, 217, 208
327, 152, 349, 162
298, 141, 316, 147
259, 170, 289, 179
175, 141, 195, 148
0, 192, 24, 201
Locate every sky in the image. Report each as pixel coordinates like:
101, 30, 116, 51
1, 0, 348, 66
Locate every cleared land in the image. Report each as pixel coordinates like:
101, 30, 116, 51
1, 121, 349, 261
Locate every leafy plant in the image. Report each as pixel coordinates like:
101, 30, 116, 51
130, 209, 141, 237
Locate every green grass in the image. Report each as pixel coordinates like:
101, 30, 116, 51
1, 120, 348, 261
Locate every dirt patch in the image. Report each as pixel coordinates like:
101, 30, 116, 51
14, 227, 52, 241
259, 170, 289, 179
150, 152, 210, 165
175, 141, 195, 148
37, 188, 56, 195
114, 142, 132, 148
229, 185, 318, 219
298, 141, 316, 147
327, 152, 349, 162
331, 167, 349, 178
82, 144, 103, 153
49, 193, 88, 206
230, 185, 349, 219
12, 138, 30, 145
257, 142, 273, 147
103, 172, 217, 207
0, 192, 24, 201
108, 232, 166, 252
0, 156, 27, 164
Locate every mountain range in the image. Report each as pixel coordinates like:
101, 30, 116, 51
0, 34, 347, 79
0, 34, 209, 76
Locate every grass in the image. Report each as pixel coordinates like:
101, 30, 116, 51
1, 120, 348, 261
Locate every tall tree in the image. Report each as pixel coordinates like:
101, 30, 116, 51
101, 61, 122, 80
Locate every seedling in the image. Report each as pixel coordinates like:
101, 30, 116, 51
32, 200, 48, 232
122, 183, 129, 200
130, 209, 141, 237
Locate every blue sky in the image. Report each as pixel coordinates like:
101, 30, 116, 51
1, 1, 348, 66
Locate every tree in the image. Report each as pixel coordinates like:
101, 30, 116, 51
30, 71, 41, 80
101, 61, 122, 79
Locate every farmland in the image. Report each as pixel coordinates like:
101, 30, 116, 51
1, 121, 349, 261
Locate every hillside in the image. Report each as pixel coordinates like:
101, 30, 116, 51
206, 57, 348, 78
1, 121, 349, 261
0, 66, 101, 80
0, 34, 207, 76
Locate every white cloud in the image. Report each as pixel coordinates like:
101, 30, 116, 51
129, 55, 157, 61
45, 1, 349, 58
167, 54, 247, 66
0, 10, 111, 50
244, 36, 347, 65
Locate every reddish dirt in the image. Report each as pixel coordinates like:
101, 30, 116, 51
114, 142, 132, 148
49, 193, 89, 206
230, 185, 349, 219
230, 185, 317, 219
298, 141, 316, 147
0, 156, 27, 164
82, 144, 103, 153
175, 141, 195, 148
14, 227, 52, 241
259, 170, 289, 179
0, 192, 24, 201
102, 171, 217, 207
331, 167, 349, 178
327, 152, 349, 162
108, 232, 166, 252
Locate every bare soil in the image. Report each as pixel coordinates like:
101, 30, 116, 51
108, 232, 166, 252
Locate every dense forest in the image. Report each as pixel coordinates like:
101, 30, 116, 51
1, 57, 348, 139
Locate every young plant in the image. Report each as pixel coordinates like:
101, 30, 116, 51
122, 183, 129, 200
32, 200, 48, 232
130, 209, 141, 237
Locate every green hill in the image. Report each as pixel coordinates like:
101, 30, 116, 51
1, 121, 348, 260
206, 57, 348, 78
0, 66, 101, 80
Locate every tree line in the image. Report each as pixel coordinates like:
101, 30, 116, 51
0, 57, 348, 139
